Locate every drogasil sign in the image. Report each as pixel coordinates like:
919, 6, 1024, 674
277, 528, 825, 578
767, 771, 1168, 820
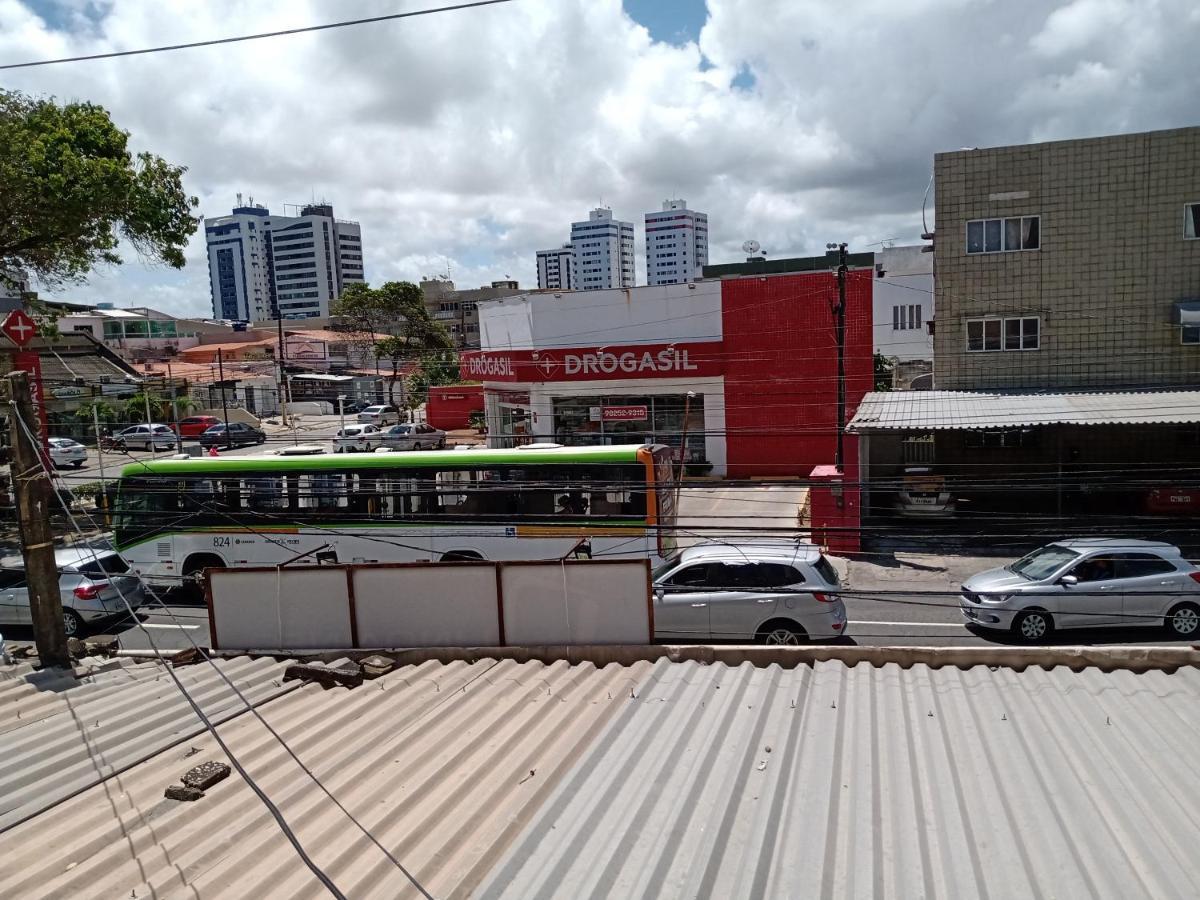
460, 342, 722, 382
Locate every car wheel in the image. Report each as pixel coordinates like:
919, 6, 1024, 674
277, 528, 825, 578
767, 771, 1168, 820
73, 460, 85, 468
756, 620, 807, 645
114, 440, 127, 451
1013, 609, 1054, 643
1165, 602, 1200, 638
437, 439, 446, 449
61, 608, 83, 638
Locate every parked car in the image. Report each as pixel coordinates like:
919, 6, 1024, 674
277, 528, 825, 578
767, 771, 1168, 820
0, 548, 145, 637
48, 437, 87, 468
894, 466, 956, 517
652, 543, 847, 644
340, 399, 370, 414
381, 422, 448, 450
334, 424, 385, 452
176, 415, 221, 438
357, 405, 400, 426
113, 424, 179, 451
199, 422, 267, 450
960, 538, 1200, 642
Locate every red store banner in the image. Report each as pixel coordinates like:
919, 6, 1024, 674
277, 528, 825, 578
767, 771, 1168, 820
13, 350, 52, 465
461, 341, 724, 383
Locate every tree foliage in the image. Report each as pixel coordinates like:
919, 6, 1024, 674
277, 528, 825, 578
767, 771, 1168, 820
0, 89, 199, 288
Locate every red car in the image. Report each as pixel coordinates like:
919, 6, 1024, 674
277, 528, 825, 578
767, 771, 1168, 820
176, 415, 221, 438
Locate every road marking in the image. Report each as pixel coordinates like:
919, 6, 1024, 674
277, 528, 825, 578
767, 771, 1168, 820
850, 620, 964, 628
139, 622, 201, 630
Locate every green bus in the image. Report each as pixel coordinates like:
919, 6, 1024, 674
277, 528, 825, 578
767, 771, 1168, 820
113, 443, 678, 585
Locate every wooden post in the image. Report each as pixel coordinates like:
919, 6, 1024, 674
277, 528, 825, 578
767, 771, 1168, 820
4, 371, 69, 667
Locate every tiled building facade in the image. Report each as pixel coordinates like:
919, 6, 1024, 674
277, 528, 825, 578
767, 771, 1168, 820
934, 127, 1200, 390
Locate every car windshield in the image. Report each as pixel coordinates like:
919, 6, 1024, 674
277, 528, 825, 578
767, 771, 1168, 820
75, 553, 130, 576
1007, 545, 1081, 580
205, 425, 226, 433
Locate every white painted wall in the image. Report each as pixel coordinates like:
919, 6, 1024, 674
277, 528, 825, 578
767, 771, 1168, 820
477, 280, 723, 350
873, 245, 933, 361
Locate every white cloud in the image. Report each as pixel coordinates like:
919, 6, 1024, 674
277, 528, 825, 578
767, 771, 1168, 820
3, 0, 1199, 317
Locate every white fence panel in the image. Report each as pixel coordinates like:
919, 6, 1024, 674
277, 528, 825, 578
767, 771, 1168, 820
210, 568, 352, 650
500, 561, 651, 645
353, 566, 500, 647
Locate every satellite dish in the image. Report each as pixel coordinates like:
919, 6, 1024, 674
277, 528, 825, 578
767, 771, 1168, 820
742, 239, 760, 254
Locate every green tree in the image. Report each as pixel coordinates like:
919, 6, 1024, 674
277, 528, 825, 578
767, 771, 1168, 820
0, 89, 198, 289
335, 281, 453, 411
873, 352, 895, 392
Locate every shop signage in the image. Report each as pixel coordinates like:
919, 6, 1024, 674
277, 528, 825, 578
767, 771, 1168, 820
601, 405, 648, 422
461, 341, 723, 383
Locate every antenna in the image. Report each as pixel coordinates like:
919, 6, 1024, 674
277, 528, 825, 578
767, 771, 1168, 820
236, 191, 243, 207
742, 239, 761, 255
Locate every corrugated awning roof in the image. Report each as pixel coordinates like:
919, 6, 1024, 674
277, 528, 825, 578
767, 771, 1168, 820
848, 389, 1200, 431
1, 656, 1198, 898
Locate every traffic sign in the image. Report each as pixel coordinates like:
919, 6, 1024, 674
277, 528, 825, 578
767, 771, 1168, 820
3, 309, 37, 347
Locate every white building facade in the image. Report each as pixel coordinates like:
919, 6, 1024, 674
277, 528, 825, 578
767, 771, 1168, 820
645, 200, 708, 285
535, 245, 574, 290
872, 245, 934, 363
204, 201, 364, 322
570, 208, 635, 290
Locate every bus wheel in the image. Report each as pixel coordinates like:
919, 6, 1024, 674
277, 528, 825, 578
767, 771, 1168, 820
441, 551, 484, 562
181, 554, 224, 602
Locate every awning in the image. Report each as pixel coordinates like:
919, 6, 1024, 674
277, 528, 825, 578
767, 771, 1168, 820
848, 389, 1200, 432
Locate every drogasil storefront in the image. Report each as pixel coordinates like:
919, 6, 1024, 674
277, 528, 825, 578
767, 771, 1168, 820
463, 270, 873, 478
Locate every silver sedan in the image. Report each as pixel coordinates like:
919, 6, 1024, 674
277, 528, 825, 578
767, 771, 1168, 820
960, 538, 1200, 642
381, 423, 447, 451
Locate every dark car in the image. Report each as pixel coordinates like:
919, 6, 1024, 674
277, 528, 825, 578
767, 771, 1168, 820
340, 399, 371, 414
199, 422, 267, 449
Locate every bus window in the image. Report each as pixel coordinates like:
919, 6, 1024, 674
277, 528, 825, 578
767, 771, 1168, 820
350, 474, 382, 516
245, 476, 285, 511
437, 470, 475, 514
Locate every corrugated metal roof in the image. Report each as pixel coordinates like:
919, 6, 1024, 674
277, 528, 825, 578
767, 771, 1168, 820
0, 655, 296, 831
1, 657, 1197, 899
848, 389, 1200, 431
480, 660, 1200, 900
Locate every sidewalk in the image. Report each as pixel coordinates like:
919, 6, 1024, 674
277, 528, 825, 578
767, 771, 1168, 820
831, 550, 1009, 593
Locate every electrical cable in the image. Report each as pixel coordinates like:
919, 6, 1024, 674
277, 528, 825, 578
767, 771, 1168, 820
0, 0, 520, 70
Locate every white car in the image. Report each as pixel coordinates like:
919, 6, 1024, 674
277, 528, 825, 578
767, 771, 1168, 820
652, 543, 848, 644
356, 405, 400, 426
114, 424, 178, 451
48, 437, 87, 468
334, 424, 385, 452
381, 423, 448, 451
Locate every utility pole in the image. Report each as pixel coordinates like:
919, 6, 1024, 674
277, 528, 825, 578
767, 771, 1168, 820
276, 315, 287, 425
144, 391, 155, 456
217, 348, 232, 452
167, 360, 181, 452
828, 242, 848, 472
5, 372, 69, 667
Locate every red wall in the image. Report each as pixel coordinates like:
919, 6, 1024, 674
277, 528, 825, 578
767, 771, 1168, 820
427, 384, 484, 430
720, 270, 873, 478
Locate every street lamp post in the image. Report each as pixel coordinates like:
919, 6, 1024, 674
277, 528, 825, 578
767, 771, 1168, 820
338, 394, 346, 437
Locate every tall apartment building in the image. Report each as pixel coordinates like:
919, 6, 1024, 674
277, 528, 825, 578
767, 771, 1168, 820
204, 200, 365, 321
934, 126, 1200, 390
536, 245, 574, 290
570, 208, 635, 290
645, 200, 708, 285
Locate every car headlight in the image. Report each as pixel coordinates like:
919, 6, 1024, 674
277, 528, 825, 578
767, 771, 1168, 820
981, 594, 1011, 603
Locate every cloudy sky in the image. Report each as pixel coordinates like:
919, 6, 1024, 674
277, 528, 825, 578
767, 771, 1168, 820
3, 0, 1199, 318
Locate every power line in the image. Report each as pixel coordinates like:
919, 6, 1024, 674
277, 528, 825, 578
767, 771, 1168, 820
0, 0, 520, 71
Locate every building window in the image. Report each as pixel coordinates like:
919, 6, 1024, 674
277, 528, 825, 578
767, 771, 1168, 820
1186, 204, 1200, 240
967, 316, 1039, 351
966, 216, 1040, 253
892, 304, 922, 331
1183, 326, 1200, 345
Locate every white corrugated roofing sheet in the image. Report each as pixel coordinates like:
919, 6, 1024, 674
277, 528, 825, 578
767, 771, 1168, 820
848, 389, 1200, 431
0, 655, 296, 831
1, 657, 1198, 899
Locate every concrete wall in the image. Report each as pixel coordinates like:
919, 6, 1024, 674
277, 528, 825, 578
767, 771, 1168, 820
934, 127, 1200, 390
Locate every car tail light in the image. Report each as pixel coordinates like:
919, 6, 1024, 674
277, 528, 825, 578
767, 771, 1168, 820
1190, 573, 1200, 585
813, 591, 836, 603
73, 581, 108, 600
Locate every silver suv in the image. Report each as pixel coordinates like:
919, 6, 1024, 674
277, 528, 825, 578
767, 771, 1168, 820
653, 543, 847, 644
960, 538, 1200, 642
0, 548, 145, 637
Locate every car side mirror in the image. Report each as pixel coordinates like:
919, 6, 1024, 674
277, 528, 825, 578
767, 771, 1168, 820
654, 588, 664, 602
1060, 575, 1078, 587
